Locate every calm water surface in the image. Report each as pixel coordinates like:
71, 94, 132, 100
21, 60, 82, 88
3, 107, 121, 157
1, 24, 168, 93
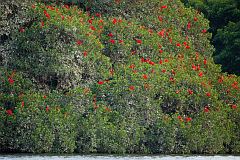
0, 155, 240, 160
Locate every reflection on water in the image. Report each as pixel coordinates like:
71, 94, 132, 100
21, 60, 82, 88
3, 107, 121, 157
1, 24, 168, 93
0, 155, 240, 160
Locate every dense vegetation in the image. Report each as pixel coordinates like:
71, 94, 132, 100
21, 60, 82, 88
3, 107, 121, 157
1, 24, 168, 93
0, 0, 239, 154
182, 0, 240, 75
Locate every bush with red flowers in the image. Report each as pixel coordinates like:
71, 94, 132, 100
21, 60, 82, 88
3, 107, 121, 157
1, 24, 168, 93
6, 3, 111, 90
0, 0, 239, 154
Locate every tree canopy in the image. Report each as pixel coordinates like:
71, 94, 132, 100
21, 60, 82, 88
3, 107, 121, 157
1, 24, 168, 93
182, 0, 240, 75
0, 0, 239, 154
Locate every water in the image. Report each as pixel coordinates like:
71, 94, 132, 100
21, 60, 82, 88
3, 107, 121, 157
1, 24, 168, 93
0, 155, 240, 160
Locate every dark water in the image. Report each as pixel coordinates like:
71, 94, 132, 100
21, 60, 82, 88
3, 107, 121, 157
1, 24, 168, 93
0, 155, 240, 160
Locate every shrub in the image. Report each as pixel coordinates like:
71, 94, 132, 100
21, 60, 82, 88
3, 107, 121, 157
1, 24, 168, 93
0, 0, 34, 66
0, 67, 33, 113
76, 103, 146, 154
81, 0, 214, 57
0, 72, 78, 153
185, 110, 233, 154
144, 115, 177, 154
0, 0, 239, 154
6, 3, 111, 90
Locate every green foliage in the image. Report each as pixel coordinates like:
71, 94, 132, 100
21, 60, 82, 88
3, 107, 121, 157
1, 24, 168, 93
182, 0, 240, 75
0, 0, 33, 40
0, 91, 77, 153
228, 106, 240, 153
83, 0, 214, 57
78, 108, 125, 154
0, 0, 34, 66
186, 110, 233, 154
0, 0, 239, 155
0, 67, 34, 111
0, 69, 77, 153
182, 0, 240, 33
6, 4, 111, 90
213, 22, 240, 75
76, 102, 146, 154
144, 116, 177, 154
